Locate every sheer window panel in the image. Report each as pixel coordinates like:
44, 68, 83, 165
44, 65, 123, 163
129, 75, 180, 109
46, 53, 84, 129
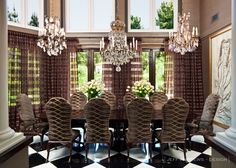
7, 0, 22, 25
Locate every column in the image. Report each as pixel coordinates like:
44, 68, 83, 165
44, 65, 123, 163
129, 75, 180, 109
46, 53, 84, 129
0, 0, 25, 154
214, 0, 236, 152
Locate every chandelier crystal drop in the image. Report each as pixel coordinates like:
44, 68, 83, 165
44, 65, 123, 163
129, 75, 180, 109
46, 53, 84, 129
168, 12, 199, 55
37, 16, 67, 56
100, 17, 137, 72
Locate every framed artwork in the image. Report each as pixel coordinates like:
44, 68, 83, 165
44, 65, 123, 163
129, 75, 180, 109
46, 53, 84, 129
209, 26, 231, 129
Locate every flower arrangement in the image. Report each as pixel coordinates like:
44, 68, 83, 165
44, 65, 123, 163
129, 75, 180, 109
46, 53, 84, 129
80, 80, 105, 99
131, 80, 154, 97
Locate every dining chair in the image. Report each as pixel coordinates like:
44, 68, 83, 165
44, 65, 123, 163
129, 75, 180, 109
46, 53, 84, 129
123, 91, 136, 109
157, 97, 189, 161
16, 93, 48, 148
185, 94, 220, 150
100, 91, 116, 112
126, 98, 154, 162
70, 91, 87, 118
84, 98, 112, 162
149, 92, 168, 148
45, 97, 80, 163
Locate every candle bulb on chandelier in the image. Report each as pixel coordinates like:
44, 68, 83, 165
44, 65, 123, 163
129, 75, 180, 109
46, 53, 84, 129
192, 27, 195, 36
195, 27, 198, 36
132, 37, 135, 48
135, 40, 138, 50
100, 41, 102, 51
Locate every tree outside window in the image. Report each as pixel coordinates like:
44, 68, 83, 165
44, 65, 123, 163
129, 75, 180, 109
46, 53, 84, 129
156, 1, 174, 29
28, 13, 39, 27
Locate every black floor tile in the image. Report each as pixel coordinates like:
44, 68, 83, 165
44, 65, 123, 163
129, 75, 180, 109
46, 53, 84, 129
99, 153, 141, 168
29, 153, 46, 167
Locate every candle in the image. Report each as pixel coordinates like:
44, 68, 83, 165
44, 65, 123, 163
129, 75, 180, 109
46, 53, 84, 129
132, 37, 135, 48
135, 40, 138, 50
192, 27, 195, 36
195, 27, 198, 36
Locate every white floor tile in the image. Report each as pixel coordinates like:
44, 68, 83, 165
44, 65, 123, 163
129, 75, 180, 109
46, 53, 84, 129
31, 135, 48, 144
133, 163, 156, 168
38, 146, 76, 162
32, 162, 57, 168
83, 163, 106, 168
28, 146, 37, 155
183, 163, 205, 168
121, 145, 159, 163
80, 144, 118, 162
203, 147, 212, 156
164, 147, 201, 162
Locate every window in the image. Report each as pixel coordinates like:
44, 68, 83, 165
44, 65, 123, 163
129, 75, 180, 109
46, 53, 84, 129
70, 50, 103, 91
7, 0, 44, 29
66, 0, 115, 32
128, 0, 178, 32
140, 49, 167, 92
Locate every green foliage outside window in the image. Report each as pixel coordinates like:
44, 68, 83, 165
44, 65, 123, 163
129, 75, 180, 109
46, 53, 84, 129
76, 52, 88, 85
155, 51, 166, 91
8, 7, 19, 23
94, 52, 103, 81
141, 52, 149, 80
131, 15, 142, 29
156, 1, 174, 29
28, 13, 39, 27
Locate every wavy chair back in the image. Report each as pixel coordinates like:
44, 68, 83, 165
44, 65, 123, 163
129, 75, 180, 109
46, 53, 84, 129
70, 91, 87, 118
84, 98, 111, 143
127, 98, 154, 143
199, 94, 220, 132
161, 97, 189, 143
16, 93, 48, 148
100, 91, 116, 111
123, 91, 136, 109
16, 93, 36, 129
149, 92, 168, 115
45, 97, 73, 142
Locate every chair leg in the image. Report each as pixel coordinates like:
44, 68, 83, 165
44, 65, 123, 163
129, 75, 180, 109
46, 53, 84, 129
85, 143, 89, 163
183, 142, 187, 161
108, 143, 110, 163
189, 136, 192, 151
68, 143, 73, 163
149, 143, 152, 163
127, 142, 130, 162
160, 142, 164, 162
46, 143, 51, 162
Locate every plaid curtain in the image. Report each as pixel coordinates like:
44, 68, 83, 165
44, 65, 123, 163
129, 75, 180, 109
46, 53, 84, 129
8, 31, 43, 130
174, 40, 204, 121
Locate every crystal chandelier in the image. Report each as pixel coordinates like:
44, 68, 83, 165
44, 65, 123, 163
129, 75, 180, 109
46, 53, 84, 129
168, 12, 199, 55
37, 16, 67, 56
100, 17, 137, 72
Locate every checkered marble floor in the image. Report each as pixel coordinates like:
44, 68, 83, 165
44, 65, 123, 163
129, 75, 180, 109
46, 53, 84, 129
29, 134, 211, 168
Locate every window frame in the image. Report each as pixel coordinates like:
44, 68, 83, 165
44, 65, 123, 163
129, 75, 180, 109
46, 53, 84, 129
65, 0, 115, 33
7, 0, 44, 30
127, 0, 178, 32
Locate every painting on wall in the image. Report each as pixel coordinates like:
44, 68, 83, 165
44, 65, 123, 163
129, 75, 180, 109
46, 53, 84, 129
210, 26, 231, 128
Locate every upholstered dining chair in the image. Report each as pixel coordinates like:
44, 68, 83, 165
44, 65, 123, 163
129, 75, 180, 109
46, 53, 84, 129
45, 97, 80, 163
70, 91, 87, 118
157, 97, 189, 161
126, 98, 154, 162
84, 98, 111, 162
16, 93, 48, 148
185, 94, 220, 150
100, 91, 116, 112
149, 91, 168, 116
149, 92, 168, 147
123, 91, 136, 109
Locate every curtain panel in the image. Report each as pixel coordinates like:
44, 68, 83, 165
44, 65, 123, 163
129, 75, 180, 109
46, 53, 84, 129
173, 41, 204, 121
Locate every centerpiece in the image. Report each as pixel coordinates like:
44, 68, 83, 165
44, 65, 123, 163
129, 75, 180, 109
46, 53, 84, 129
80, 80, 104, 100
131, 80, 154, 98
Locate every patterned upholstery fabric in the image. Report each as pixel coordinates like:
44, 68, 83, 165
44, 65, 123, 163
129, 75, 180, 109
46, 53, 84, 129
158, 97, 189, 160
84, 98, 111, 161
100, 91, 116, 111
123, 91, 136, 109
185, 94, 220, 150
149, 92, 168, 116
45, 97, 78, 162
126, 98, 154, 161
70, 91, 87, 118
16, 94, 48, 147
199, 94, 220, 131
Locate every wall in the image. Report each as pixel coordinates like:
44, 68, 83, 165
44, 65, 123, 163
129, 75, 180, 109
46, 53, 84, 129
200, 0, 231, 97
